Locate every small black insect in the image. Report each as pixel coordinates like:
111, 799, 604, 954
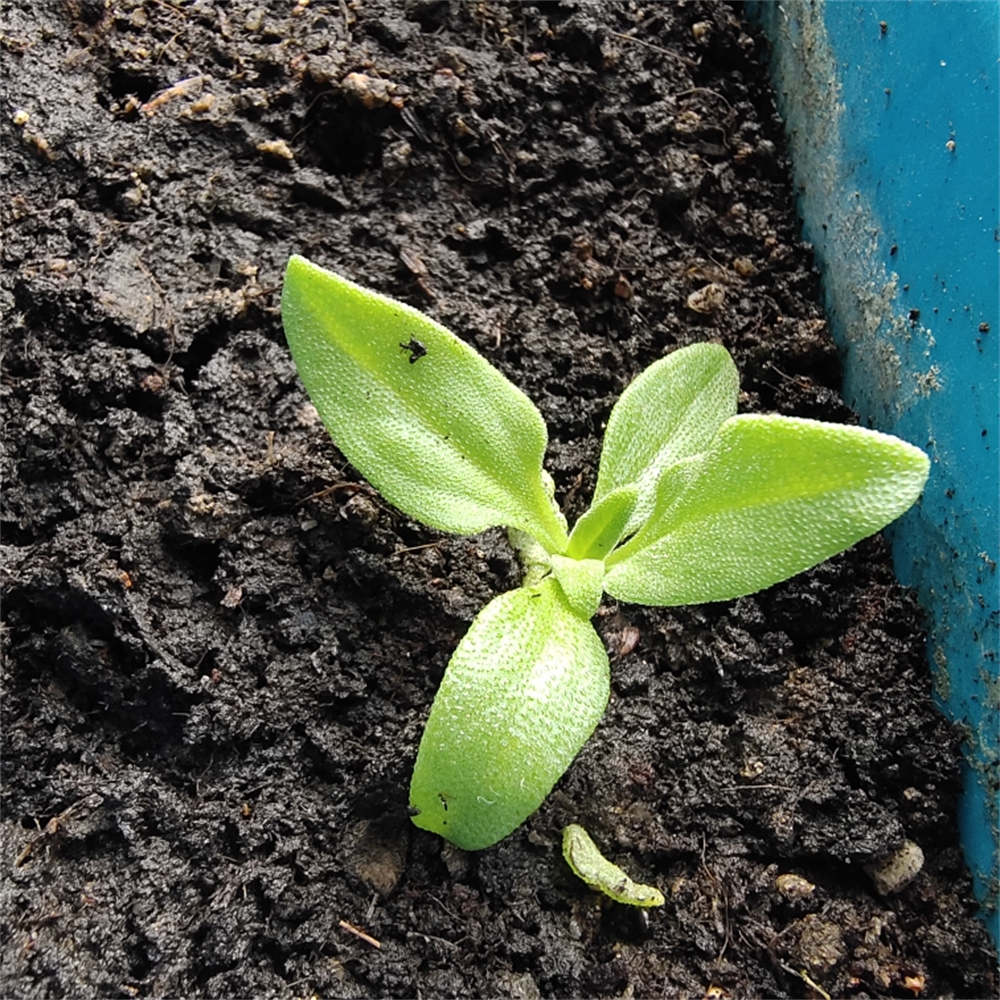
399, 337, 427, 363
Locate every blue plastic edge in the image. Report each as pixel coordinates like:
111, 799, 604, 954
748, 0, 999, 946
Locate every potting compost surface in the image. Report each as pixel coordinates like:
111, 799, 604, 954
2, 2, 995, 997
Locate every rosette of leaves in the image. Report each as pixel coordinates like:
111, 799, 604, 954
282, 255, 930, 851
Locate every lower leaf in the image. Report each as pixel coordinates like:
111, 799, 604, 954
409, 579, 609, 850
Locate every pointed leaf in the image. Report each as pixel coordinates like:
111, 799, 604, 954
605, 415, 930, 606
410, 579, 609, 850
282, 256, 567, 551
595, 342, 738, 529
566, 484, 638, 560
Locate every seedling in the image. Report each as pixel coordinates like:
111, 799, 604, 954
281, 255, 930, 852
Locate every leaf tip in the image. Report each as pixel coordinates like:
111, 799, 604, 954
283, 252, 312, 282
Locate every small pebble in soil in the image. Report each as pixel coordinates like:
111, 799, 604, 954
775, 872, 816, 900
691, 21, 713, 44
341, 71, 396, 108
866, 839, 925, 894
383, 139, 413, 172
257, 138, 295, 162
686, 282, 726, 314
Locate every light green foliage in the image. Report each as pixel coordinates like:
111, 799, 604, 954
565, 484, 638, 560
594, 342, 739, 533
562, 824, 665, 907
281, 256, 567, 552
550, 555, 605, 619
281, 256, 931, 854
604, 415, 932, 605
410, 581, 609, 851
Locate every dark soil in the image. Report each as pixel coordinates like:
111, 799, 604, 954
2, 2, 995, 997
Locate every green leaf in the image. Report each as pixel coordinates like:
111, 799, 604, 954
566, 484, 638, 560
594, 342, 738, 529
550, 555, 605, 619
409, 579, 609, 850
604, 414, 930, 606
282, 256, 568, 552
